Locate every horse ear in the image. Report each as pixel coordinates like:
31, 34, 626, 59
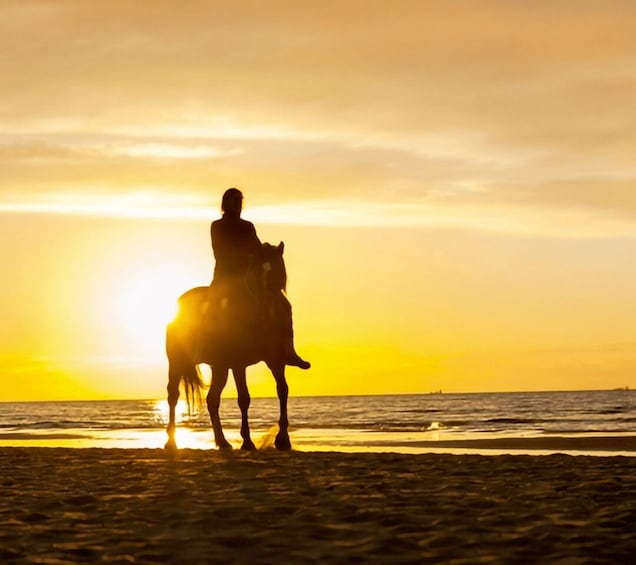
278, 241, 284, 254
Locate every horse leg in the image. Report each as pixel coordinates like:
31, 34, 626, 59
233, 367, 256, 451
165, 362, 181, 450
207, 366, 232, 449
268, 362, 291, 450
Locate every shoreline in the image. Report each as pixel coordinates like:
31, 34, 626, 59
1, 447, 635, 563
2, 430, 636, 456
366, 434, 636, 453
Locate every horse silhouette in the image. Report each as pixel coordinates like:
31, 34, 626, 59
165, 242, 293, 450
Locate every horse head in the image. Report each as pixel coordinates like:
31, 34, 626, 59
251, 241, 287, 295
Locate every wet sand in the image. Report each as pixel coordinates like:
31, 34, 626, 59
1, 447, 635, 563
366, 435, 636, 455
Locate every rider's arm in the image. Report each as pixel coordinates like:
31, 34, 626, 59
211, 221, 236, 271
247, 221, 262, 251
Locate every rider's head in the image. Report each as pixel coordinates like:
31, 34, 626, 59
221, 188, 243, 218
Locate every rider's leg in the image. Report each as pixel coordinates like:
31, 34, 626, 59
280, 295, 310, 370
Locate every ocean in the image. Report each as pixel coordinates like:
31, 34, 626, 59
1, 390, 634, 455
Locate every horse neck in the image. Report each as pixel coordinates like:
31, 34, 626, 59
248, 251, 286, 296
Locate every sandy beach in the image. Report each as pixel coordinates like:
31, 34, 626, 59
0, 448, 634, 563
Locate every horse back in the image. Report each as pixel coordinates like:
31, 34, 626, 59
168, 285, 284, 368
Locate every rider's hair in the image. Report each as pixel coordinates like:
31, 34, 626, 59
221, 188, 243, 212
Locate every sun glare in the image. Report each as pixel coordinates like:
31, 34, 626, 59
113, 264, 189, 355
153, 398, 191, 425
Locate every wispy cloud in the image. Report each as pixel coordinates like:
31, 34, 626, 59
116, 143, 243, 160
0, 189, 211, 219
1, 1, 636, 237
249, 198, 636, 239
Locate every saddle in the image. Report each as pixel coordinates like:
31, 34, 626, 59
200, 283, 279, 345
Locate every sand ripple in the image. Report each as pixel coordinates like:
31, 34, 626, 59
1, 448, 635, 563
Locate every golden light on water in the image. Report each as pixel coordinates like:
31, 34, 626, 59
153, 398, 191, 425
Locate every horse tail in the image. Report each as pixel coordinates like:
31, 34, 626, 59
166, 286, 210, 416
182, 364, 205, 416
166, 320, 207, 417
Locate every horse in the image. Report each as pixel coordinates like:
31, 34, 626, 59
164, 242, 294, 451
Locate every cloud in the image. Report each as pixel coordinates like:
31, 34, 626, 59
1, 1, 636, 236
0, 188, 212, 219
117, 143, 243, 160
1, 128, 636, 238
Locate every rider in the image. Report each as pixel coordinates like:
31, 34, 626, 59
210, 188, 310, 370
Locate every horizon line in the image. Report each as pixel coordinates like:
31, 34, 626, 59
1, 387, 631, 404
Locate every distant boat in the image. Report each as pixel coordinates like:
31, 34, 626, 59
429, 389, 443, 395
612, 386, 630, 391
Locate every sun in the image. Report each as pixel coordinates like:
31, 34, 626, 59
113, 263, 192, 356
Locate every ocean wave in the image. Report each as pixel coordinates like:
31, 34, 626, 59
1, 391, 634, 443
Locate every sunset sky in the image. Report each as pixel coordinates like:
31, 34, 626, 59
2, 1, 636, 400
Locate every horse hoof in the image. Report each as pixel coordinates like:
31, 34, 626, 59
164, 436, 177, 451
241, 440, 257, 451
217, 440, 233, 450
275, 434, 292, 451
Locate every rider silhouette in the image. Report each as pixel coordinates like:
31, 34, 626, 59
210, 188, 310, 370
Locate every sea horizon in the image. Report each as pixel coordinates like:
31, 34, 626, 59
1, 386, 632, 404
1, 390, 634, 456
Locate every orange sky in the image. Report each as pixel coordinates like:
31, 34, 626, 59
2, 1, 636, 400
